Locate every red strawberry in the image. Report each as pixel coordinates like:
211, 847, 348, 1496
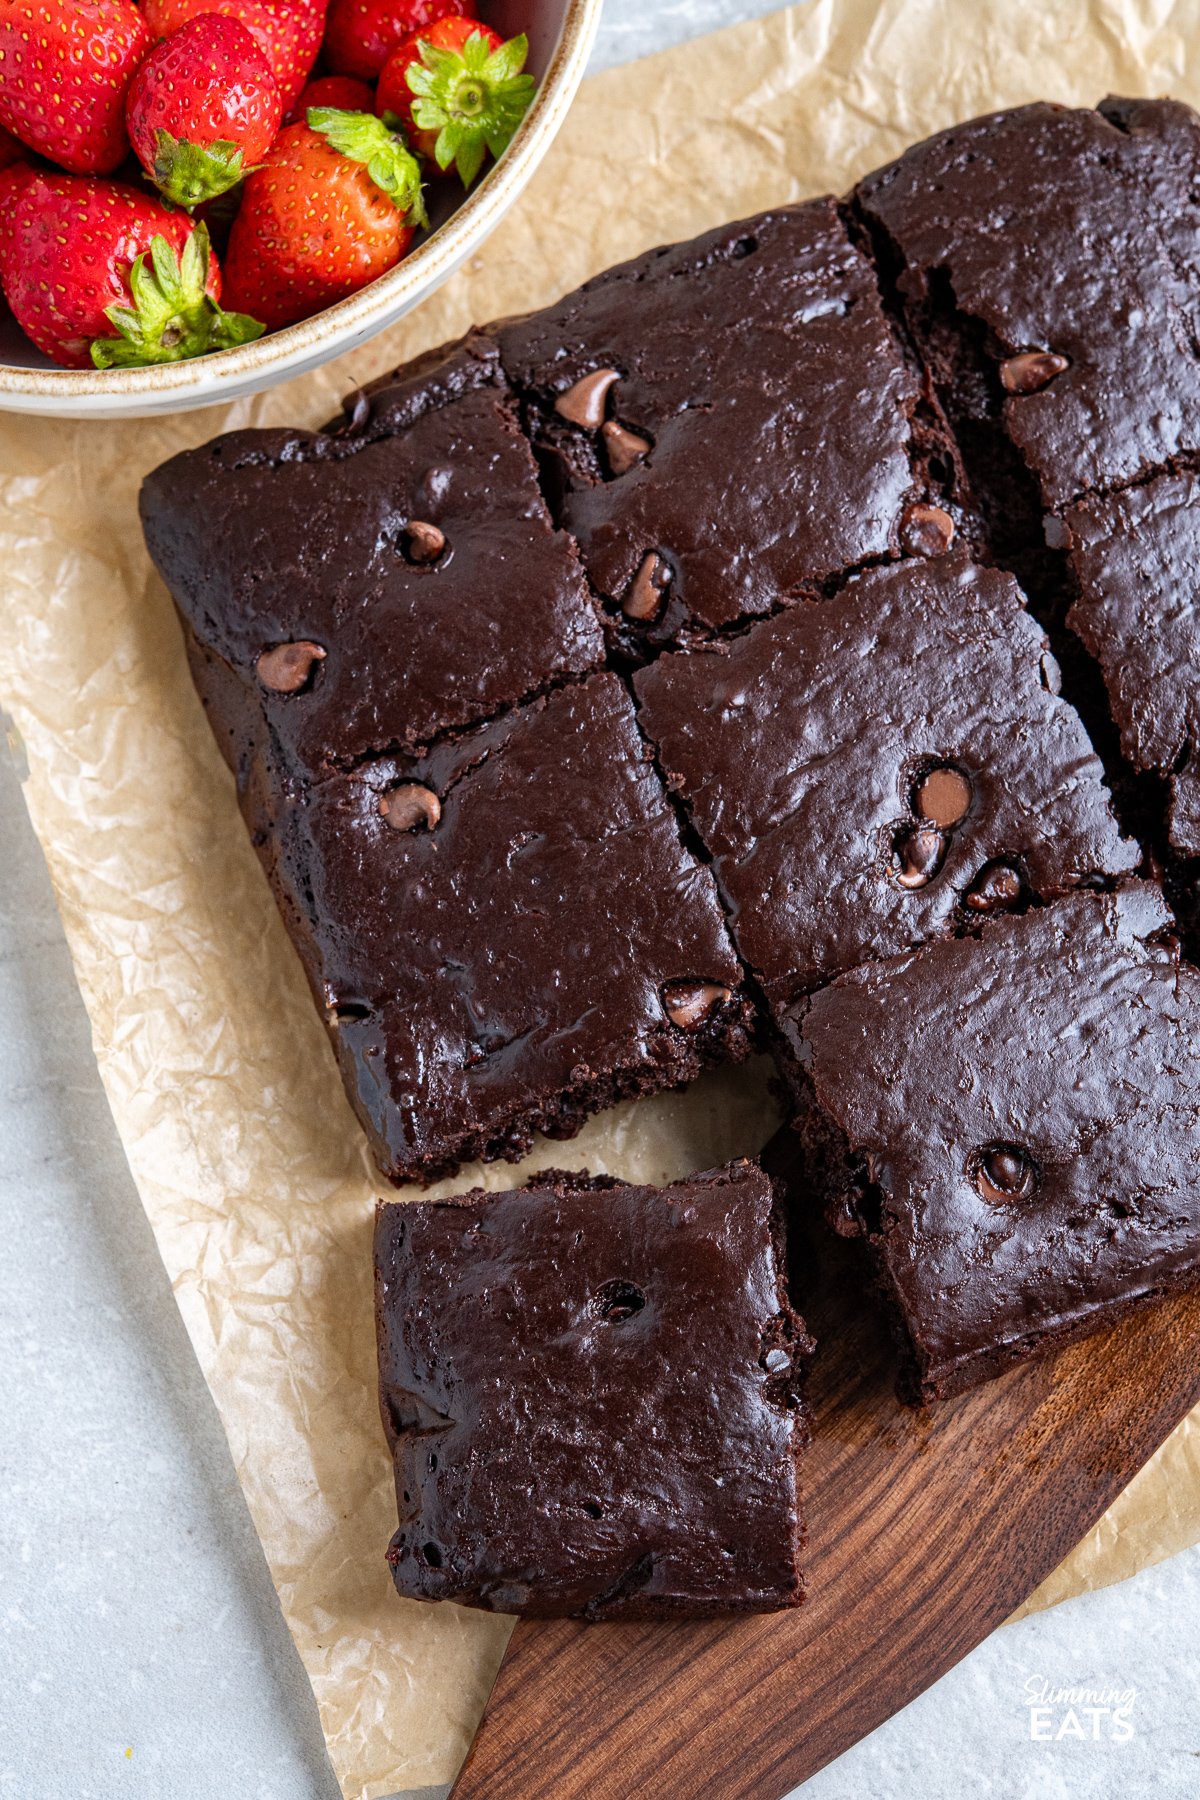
140, 0, 326, 113
324, 0, 471, 82
0, 123, 22, 170
0, 170, 263, 367
127, 16, 283, 209
0, 0, 151, 175
378, 18, 533, 186
286, 74, 376, 126
0, 156, 34, 285
223, 110, 425, 329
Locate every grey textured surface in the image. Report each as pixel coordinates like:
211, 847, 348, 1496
1, 4, 1198, 1797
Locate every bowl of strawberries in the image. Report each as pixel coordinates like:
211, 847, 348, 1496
0, 0, 600, 415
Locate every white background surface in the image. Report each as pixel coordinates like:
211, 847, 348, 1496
2, 5, 1200, 1796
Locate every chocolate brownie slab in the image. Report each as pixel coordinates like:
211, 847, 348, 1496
140, 335, 603, 777
856, 99, 1200, 514
634, 554, 1136, 1008
494, 200, 964, 651
375, 1161, 813, 1616
1065, 469, 1200, 858
783, 886, 1200, 1402
265, 672, 753, 1183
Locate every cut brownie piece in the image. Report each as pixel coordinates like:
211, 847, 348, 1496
782, 886, 1200, 1402
1065, 468, 1200, 858
634, 553, 1137, 1009
494, 200, 963, 651
264, 672, 754, 1183
139, 334, 603, 779
856, 98, 1200, 513
375, 1160, 814, 1617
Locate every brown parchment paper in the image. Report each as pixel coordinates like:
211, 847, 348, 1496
3, 1, 1200, 1791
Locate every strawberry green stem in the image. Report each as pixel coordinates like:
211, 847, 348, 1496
90, 224, 264, 369
406, 31, 535, 188
307, 108, 429, 228
151, 129, 250, 209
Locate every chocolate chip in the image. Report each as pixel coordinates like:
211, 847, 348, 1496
593, 1278, 646, 1322
999, 351, 1069, 394
602, 419, 651, 476
894, 825, 947, 889
661, 979, 731, 1029
763, 1347, 791, 1374
554, 367, 619, 428
973, 1144, 1037, 1204
256, 640, 326, 693
963, 860, 1024, 913
403, 519, 446, 564
900, 502, 955, 558
914, 765, 972, 829
624, 551, 672, 621
379, 783, 441, 832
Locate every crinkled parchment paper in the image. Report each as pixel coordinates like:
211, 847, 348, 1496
2, 1, 1200, 1792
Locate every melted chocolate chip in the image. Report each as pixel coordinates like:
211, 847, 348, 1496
999, 351, 1070, 394
256, 640, 326, 693
972, 1144, 1037, 1204
380, 783, 441, 832
592, 1278, 646, 1322
661, 979, 732, 1029
900, 502, 955, 558
403, 519, 446, 564
624, 552, 672, 621
963, 860, 1024, 913
894, 825, 947, 889
554, 367, 619, 428
602, 420, 651, 476
914, 765, 972, 829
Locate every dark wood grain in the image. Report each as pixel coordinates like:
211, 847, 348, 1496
451, 1226, 1200, 1799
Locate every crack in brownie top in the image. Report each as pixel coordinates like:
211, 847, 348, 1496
260, 672, 753, 1182
634, 552, 1138, 1007
140, 337, 604, 779
1065, 468, 1200, 859
856, 98, 1200, 513
491, 199, 952, 648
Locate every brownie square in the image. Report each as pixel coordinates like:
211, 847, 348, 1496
375, 1160, 813, 1617
856, 98, 1200, 511
1065, 468, 1200, 857
140, 335, 603, 778
265, 672, 753, 1183
495, 200, 961, 650
783, 886, 1200, 1402
634, 553, 1136, 1008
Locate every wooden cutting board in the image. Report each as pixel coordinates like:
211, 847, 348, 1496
450, 1153, 1200, 1798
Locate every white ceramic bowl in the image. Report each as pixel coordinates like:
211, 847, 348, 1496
0, 0, 600, 418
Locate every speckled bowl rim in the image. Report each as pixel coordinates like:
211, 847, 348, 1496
0, 0, 601, 410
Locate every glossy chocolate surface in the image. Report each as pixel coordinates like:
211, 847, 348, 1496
494, 201, 939, 642
857, 98, 1200, 509
1066, 469, 1200, 857
375, 1161, 812, 1617
787, 887, 1200, 1400
140, 336, 602, 774
268, 673, 752, 1182
635, 554, 1136, 1005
